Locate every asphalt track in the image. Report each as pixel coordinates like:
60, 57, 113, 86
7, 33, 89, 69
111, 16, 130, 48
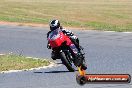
0, 25, 132, 88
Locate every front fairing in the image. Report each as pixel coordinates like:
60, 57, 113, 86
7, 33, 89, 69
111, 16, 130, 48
48, 29, 65, 48
48, 29, 78, 55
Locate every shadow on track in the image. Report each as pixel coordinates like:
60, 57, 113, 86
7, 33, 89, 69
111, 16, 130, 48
33, 62, 78, 74
34, 70, 78, 74
45, 70, 72, 73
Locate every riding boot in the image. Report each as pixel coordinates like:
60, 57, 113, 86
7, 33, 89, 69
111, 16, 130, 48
51, 51, 60, 60
73, 53, 87, 70
81, 61, 87, 70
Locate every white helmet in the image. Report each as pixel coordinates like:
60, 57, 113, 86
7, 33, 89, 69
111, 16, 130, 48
49, 20, 60, 31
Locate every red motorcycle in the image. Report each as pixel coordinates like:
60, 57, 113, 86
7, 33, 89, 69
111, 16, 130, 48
48, 29, 84, 72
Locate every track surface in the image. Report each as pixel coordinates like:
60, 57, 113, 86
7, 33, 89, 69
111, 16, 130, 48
0, 25, 132, 88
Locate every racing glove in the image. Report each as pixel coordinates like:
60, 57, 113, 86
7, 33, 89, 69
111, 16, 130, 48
47, 42, 51, 49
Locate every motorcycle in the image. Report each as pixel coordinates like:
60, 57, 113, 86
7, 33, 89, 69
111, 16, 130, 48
47, 29, 85, 72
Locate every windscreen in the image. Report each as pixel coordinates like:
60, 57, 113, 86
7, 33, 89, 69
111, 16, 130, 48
48, 29, 61, 40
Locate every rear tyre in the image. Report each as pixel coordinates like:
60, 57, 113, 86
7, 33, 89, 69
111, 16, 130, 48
60, 52, 75, 72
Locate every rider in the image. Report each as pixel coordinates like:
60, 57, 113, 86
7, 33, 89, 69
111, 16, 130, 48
47, 19, 87, 70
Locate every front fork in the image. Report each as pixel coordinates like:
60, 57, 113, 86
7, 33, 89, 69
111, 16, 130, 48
62, 49, 74, 61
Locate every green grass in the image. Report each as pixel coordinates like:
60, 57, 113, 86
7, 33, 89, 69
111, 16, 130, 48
0, 54, 50, 71
0, 0, 132, 31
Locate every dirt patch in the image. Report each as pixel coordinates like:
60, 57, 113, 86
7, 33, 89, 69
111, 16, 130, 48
0, 21, 49, 27
0, 21, 89, 30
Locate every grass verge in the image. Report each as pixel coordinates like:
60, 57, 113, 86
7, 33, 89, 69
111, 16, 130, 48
0, 0, 132, 32
0, 54, 50, 72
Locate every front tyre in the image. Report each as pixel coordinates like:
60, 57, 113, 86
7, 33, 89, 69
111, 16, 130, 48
60, 52, 75, 72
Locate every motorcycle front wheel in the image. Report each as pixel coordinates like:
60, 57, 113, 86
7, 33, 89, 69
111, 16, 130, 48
60, 51, 75, 72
